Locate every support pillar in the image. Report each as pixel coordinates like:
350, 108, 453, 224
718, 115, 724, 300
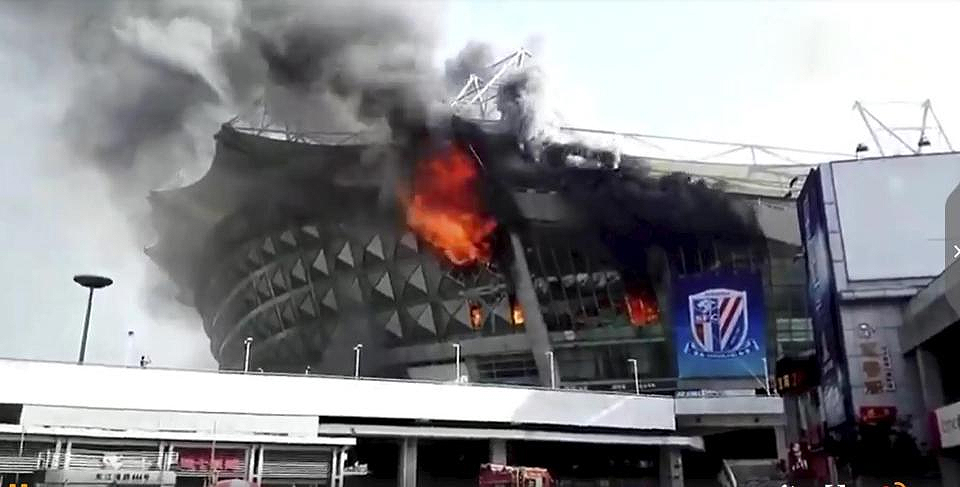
255, 445, 265, 485
489, 439, 507, 465
774, 425, 788, 464
659, 447, 683, 487
245, 445, 256, 481
52, 439, 62, 469
918, 347, 945, 408
63, 440, 72, 470
398, 438, 418, 487
508, 232, 555, 388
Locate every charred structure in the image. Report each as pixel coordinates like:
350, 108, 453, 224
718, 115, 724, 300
148, 104, 810, 391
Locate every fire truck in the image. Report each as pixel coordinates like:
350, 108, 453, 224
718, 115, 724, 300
478, 463, 554, 487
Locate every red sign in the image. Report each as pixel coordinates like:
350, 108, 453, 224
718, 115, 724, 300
859, 406, 897, 424
177, 449, 243, 472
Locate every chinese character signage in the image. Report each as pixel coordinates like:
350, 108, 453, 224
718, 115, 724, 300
672, 271, 767, 378
177, 449, 243, 472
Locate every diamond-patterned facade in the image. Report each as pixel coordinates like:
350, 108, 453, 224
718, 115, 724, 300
311, 249, 329, 276
336, 241, 354, 268
365, 234, 385, 261
206, 219, 509, 370
406, 303, 436, 334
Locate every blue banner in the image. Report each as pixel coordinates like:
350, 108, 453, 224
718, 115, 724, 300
673, 271, 768, 379
798, 168, 853, 433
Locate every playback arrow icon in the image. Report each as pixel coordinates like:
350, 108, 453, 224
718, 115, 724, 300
954, 245, 960, 259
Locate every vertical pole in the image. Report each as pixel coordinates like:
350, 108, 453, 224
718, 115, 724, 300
628, 359, 640, 395
15, 424, 24, 485
78, 287, 94, 364
546, 351, 556, 389
209, 421, 217, 487
762, 357, 772, 396
353, 345, 362, 378
243, 337, 253, 373
454, 344, 461, 381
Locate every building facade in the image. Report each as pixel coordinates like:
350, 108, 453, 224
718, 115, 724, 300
148, 120, 815, 394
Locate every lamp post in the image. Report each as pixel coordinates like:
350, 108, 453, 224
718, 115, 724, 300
73, 274, 113, 365
545, 351, 556, 389
762, 357, 772, 396
627, 358, 640, 395
353, 344, 363, 378
243, 337, 253, 373
452, 343, 461, 381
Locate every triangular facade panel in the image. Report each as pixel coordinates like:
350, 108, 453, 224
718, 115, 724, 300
291, 258, 307, 284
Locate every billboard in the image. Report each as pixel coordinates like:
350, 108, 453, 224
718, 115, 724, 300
830, 153, 960, 281
672, 271, 767, 379
797, 168, 853, 431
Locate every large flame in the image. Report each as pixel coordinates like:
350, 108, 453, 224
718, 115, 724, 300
405, 143, 497, 266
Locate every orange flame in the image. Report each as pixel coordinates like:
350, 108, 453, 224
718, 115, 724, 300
469, 302, 483, 330
405, 143, 497, 266
511, 301, 525, 327
625, 286, 660, 327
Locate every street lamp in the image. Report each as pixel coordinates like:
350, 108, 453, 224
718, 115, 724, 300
452, 343, 461, 381
73, 274, 113, 365
545, 351, 556, 389
353, 344, 363, 378
243, 337, 253, 373
627, 358, 640, 395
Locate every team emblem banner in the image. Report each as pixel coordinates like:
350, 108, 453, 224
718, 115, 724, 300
673, 272, 767, 378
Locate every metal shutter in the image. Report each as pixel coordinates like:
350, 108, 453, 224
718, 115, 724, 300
69, 446, 160, 470
260, 449, 331, 482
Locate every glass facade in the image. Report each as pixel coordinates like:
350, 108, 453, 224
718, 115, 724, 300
463, 227, 816, 390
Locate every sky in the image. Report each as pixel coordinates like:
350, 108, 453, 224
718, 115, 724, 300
2, 0, 960, 370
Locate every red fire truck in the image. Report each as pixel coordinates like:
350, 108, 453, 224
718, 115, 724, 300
478, 463, 554, 487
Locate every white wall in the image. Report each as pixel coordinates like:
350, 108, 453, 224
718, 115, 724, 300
830, 153, 960, 281
935, 400, 960, 449
840, 300, 926, 441
0, 359, 676, 432
19, 406, 319, 438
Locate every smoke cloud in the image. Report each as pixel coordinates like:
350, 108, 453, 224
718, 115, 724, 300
31, 0, 449, 320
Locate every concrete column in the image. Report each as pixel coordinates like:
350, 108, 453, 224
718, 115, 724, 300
917, 346, 946, 408
52, 439, 62, 469
63, 439, 72, 470
245, 445, 255, 481
255, 444, 265, 485
508, 232, 555, 387
774, 425, 788, 464
658, 447, 684, 487
398, 438, 418, 487
916, 347, 960, 487
490, 439, 507, 465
